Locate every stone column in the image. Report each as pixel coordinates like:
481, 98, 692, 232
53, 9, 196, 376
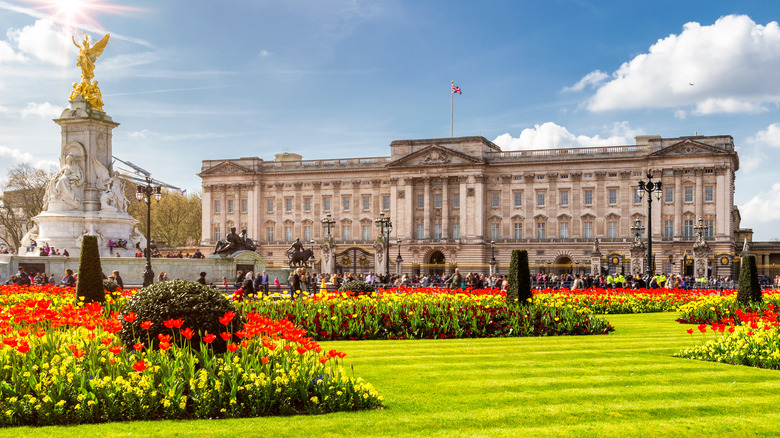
201, 185, 213, 243
674, 169, 682, 236
442, 176, 449, 238
293, 182, 303, 238
715, 167, 727, 236
405, 178, 414, 239
695, 169, 703, 220
693, 241, 710, 278
312, 182, 322, 239
423, 177, 431, 239
474, 175, 486, 240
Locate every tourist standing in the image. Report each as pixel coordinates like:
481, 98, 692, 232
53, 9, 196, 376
112, 270, 124, 289
61, 269, 76, 287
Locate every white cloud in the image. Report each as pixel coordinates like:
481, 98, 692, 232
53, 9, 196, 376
746, 123, 780, 148
493, 121, 642, 150
7, 19, 71, 66
128, 129, 150, 139
0, 145, 33, 162
0, 39, 24, 63
740, 183, 780, 223
583, 15, 780, 114
562, 70, 607, 93
20, 102, 63, 119
258, 50, 272, 58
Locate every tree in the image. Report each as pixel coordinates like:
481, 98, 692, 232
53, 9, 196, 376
737, 254, 761, 305
76, 235, 105, 304
0, 163, 56, 251
126, 189, 202, 247
507, 249, 532, 305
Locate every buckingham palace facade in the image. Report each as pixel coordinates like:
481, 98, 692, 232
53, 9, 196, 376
199, 134, 740, 277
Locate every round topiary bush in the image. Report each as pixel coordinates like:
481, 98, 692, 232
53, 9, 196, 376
103, 280, 119, 293
338, 280, 376, 295
118, 279, 241, 353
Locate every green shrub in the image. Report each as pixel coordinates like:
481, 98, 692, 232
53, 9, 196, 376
103, 279, 119, 293
75, 235, 105, 304
508, 249, 532, 305
339, 280, 376, 295
118, 279, 241, 353
738, 254, 761, 305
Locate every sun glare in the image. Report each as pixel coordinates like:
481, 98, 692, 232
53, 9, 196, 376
21, 0, 141, 33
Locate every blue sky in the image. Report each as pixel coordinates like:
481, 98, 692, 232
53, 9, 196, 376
1, 0, 780, 239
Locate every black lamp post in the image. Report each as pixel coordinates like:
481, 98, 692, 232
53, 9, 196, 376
375, 211, 393, 280
637, 171, 662, 279
490, 240, 497, 276
136, 177, 162, 287
321, 212, 335, 238
395, 238, 402, 276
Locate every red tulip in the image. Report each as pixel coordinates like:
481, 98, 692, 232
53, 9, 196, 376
159, 342, 170, 351
140, 320, 153, 330
133, 342, 144, 351
124, 312, 136, 323
132, 359, 147, 372
219, 311, 235, 326
686, 328, 694, 334
318, 356, 328, 364
158, 333, 172, 343
296, 346, 307, 355
73, 349, 86, 358
109, 345, 122, 354
226, 343, 238, 352
101, 337, 112, 346
261, 356, 269, 364
220, 332, 231, 341
203, 334, 216, 344
181, 327, 195, 339
16, 342, 30, 354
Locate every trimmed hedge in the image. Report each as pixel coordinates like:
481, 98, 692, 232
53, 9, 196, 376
75, 235, 105, 304
508, 249, 532, 305
339, 280, 376, 295
738, 254, 761, 305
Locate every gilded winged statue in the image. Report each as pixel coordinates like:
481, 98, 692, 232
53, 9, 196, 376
70, 33, 110, 111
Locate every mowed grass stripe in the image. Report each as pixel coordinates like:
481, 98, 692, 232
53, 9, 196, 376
9, 312, 780, 437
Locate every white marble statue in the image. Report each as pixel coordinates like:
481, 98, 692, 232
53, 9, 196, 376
45, 155, 83, 209
92, 157, 128, 213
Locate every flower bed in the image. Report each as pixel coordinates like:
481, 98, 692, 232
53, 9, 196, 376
237, 288, 615, 340
532, 287, 728, 314
0, 285, 382, 426
676, 292, 780, 324
677, 305, 780, 369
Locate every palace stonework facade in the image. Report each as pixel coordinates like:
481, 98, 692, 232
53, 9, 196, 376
199, 134, 743, 277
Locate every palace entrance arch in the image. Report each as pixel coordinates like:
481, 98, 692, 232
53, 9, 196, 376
428, 251, 445, 275
553, 256, 573, 275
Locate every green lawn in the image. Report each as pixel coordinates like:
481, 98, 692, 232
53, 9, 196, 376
7, 313, 780, 437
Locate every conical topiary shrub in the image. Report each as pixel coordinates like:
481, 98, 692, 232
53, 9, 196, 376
737, 254, 761, 305
507, 249, 532, 305
76, 234, 105, 304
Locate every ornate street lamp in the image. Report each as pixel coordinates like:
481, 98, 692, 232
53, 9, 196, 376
693, 216, 706, 240
136, 177, 162, 287
637, 171, 663, 279
321, 212, 335, 238
374, 211, 393, 280
630, 219, 645, 240
395, 238, 403, 276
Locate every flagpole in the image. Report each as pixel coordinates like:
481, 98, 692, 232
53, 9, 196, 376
451, 80, 454, 138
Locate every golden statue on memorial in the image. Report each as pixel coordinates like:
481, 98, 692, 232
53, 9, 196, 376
70, 33, 110, 111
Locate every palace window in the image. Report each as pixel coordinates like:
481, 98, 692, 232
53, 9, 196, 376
285, 198, 292, 213
285, 226, 292, 241
536, 222, 546, 239
417, 194, 424, 209
452, 223, 460, 239
323, 197, 331, 211
304, 197, 312, 212
416, 224, 424, 239
560, 190, 569, 206
704, 186, 714, 202
214, 226, 221, 241
492, 193, 500, 208
514, 192, 522, 208
684, 187, 693, 203
304, 226, 312, 241
435, 193, 442, 209
537, 192, 545, 207
583, 221, 593, 239
342, 225, 351, 240
607, 221, 618, 238
214, 200, 221, 214
584, 189, 593, 206
704, 219, 714, 237
266, 227, 274, 241
362, 225, 370, 240
363, 195, 370, 211
608, 189, 617, 205
227, 200, 234, 213
664, 220, 674, 238
559, 222, 569, 239
683, 219, 694, 237
383, 195, 390, 210
241, 199, 248, 213
434, 224, 443, 239
513, 223, 523, 239
665, 187, 673, 204
453, 193, 460, 208
491, 223, 499, 240
343, 196, 350, 211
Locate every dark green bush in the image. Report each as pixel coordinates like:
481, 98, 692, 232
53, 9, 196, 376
103, 280, 119, 293
338, 280, 376, 295
118, 279, 241, 353
738, 254, 761, 305
508, 249, 532, 305
76, 235, 104, 304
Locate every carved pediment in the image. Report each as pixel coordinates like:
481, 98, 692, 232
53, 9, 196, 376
386, 144, 484, 168
199, 161, 253, 176
648, 139, 731, 158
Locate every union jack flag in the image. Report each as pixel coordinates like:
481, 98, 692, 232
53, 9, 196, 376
451, 83, 462, 94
